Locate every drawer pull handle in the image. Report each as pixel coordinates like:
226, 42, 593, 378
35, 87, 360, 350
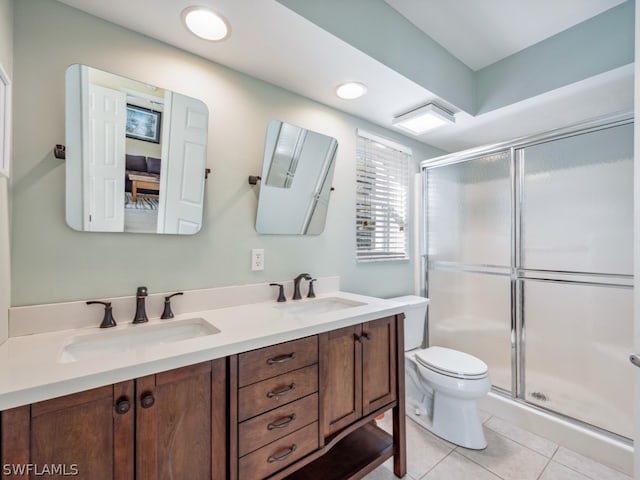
267, 414, 297, 430
267, 352, 296, 364
267, 383, 297, 398
267, 444, 297, 463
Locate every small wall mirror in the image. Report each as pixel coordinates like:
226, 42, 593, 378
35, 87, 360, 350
255, 121, 338, 235
65, 64, 209, 234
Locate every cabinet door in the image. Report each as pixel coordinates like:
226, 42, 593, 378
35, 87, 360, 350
1, 382, 134, 479
136, 359, 226, 480
319, 324, 362, 437
362, 316, 397, 415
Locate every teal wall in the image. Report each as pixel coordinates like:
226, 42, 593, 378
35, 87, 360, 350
9, 0, 443, 307
279, 0, 634, 116
476, 1, 635, 113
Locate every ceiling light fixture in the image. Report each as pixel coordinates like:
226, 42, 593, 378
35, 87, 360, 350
392, 103, 455, 135
335, 82, 367, 100
183, 7, 230, 41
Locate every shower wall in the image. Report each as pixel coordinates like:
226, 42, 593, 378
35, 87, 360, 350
423, 116, 634, 439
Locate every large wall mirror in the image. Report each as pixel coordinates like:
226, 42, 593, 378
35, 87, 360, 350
255, 121, 338, 235
65, 65, 209, 234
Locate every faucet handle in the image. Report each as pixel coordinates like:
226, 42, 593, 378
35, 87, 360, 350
307, 279, 317, 298
270, 283, 287, 302
87, 300, 117, 328
161, 292, 184, 319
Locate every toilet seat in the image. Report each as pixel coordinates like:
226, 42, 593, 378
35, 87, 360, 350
415, 346, 488, 380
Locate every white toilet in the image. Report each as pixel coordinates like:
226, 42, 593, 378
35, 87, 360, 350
390, 295, 491, 450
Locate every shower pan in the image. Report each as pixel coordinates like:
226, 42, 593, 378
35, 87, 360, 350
422, 114, 634, 440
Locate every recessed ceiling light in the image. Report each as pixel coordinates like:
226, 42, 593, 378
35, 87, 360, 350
392, 103, 455, 135
335, 82, 367, 100
183, 7, 230, 41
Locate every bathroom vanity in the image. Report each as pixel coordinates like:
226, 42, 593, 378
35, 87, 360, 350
0, 284, 407, 480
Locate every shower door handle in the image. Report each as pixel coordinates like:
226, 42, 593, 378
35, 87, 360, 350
629, 354, 640, 368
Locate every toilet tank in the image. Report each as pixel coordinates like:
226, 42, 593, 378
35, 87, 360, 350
388, 295, 429, 351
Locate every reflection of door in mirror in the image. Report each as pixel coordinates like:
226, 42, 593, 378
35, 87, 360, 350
65, 65, 208, 235
84, 81, 126, 231
157, 92, 208, 234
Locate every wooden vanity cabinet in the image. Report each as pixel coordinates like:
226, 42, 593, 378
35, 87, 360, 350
1, 382, 134, 479
229, 336, 320, 480
0, 359, 226, 480
229, 314, 406, 480
1, 313, 405, 480
319, 315, 397, 437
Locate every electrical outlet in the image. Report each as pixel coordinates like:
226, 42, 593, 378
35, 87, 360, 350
251, 248, 265, 271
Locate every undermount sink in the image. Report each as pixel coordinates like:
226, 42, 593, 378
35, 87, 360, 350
58, 317, 220, 363
275, 297, 366, 315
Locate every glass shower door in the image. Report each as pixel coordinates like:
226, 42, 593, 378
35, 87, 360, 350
519, 123, 634, 438
426, 151, 514, 393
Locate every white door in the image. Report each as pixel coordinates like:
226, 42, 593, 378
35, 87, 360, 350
84, 84, 126, 232
157, 93, 207, 234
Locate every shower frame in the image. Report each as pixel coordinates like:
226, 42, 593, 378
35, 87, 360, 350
419, 111, 634, 441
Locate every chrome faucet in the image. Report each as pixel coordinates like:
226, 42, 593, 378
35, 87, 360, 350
133, 286, 149, 324
292, 273, 312, 300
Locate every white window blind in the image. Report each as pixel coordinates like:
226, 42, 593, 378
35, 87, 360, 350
356, 131, 410, 261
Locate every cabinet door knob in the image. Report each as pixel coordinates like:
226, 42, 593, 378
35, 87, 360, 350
267, 414, 297, 430
267, 444, 297, 463
267, 352, 296, 365
140, 393, 155, 409
266, 383, 296, 398
355, 332, 372, 343
115, 398, 131, 415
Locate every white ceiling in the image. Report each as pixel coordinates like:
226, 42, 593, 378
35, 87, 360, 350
55, 0, 633, 153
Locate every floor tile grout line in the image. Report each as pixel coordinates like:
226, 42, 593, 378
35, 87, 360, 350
551, 446, 632, 480
483, 422, 559, 459
535, 456, 554, 480
416, 449, 456, 480
451, 445, 510, 480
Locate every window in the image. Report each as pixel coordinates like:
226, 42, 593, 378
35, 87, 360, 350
356, 130, 411, 261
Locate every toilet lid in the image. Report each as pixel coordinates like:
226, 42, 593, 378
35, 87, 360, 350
415, 346, 488, 380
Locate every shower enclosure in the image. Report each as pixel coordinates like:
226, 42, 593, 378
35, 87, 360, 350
422, 114, 634, 440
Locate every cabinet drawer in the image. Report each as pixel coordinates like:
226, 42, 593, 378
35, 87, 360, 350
238, 422, 319, 480
239, 393, 318, 457
238, 365, 318, 421
238, 336, 318, 387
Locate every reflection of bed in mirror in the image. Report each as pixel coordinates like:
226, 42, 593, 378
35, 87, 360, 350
65, 64, 209, 235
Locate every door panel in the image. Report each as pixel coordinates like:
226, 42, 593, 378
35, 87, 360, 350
158, 92, 207, 234
521, 124, 633, 275
362, 316, 396, 415
428, 270, 512, 392
136, 360, 225, 480
426, 150, 511, 267
1, 382, 134, 479
320, 324, 362, 436
523, 279, 633, 438
85, 83, 126, 232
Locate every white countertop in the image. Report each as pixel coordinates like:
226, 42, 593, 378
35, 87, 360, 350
0, 289, 410, 411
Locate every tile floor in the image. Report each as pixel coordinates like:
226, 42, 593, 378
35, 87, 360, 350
366, 411, 632, 480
